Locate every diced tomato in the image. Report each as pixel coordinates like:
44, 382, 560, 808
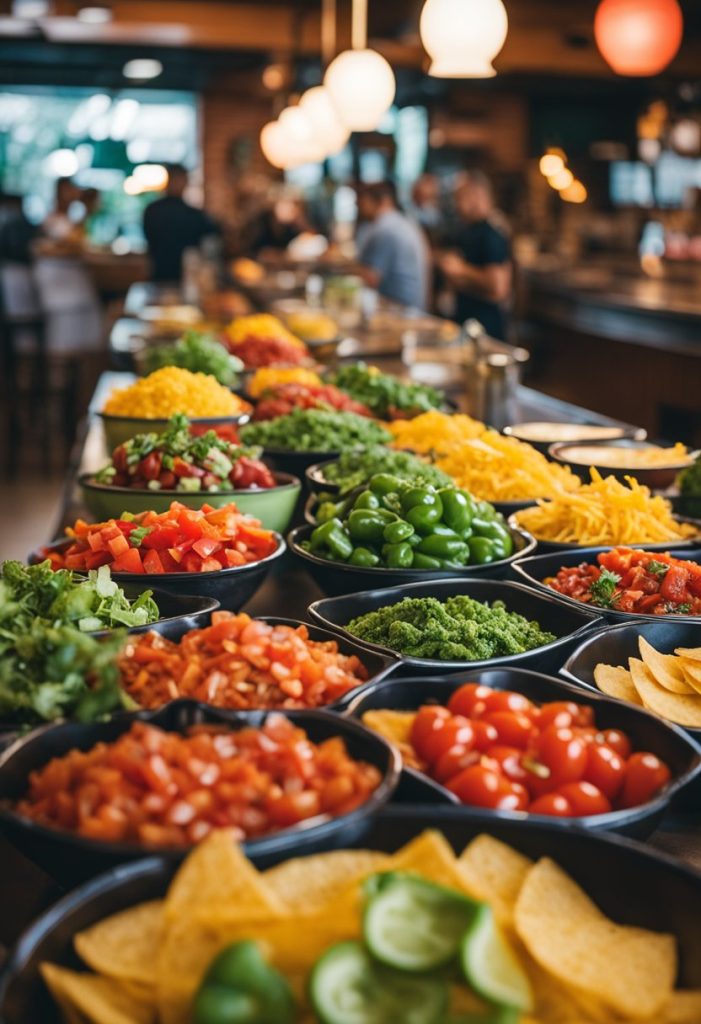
142, 527, 180, 551
192, 537, 221, 559
84, 550, 112, 570
200, 557, 223, 573
142, 549, 166, 574
107, 534, 130, 558
660, 565, 690, 604
111, 547, 146, 574
87, 532, 107, 552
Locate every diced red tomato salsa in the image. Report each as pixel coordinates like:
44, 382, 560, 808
42, 502, 279, 575
253, 383, 372, 421
119, 611, 369, 710
545, 547, 701, 616
16, 716, 382, 847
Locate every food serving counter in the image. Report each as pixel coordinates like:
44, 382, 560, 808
2, 359, 698, 967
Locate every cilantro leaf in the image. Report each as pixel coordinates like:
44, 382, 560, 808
589, 568, 621, 608
646, 560, 670, 577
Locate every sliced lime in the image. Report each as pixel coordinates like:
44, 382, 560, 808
363, 872, 478, 972
309, 940, 449, 1024
460, 903, 533, 1012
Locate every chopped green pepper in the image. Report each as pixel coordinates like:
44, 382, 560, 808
310, 518, 354, 560
382, 542, 414, 568
369, 473, 404, 496
417, 534, 469, 561
468, 537, 496, 565
383, 520, 415, 545
438, 488, 475, 535
353, 489, 381, 511
349, 547, 380, 567
348, 510, 395, 545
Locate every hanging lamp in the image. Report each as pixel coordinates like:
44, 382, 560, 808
324, 0, 396, 131
419, 0, 508, 78
594, 0, 683, 76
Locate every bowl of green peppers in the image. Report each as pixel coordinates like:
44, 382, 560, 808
288, 474, 536, 596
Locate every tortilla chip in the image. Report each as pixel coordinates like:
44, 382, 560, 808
514, 857, 677, 1019
164, 829, 283, 924
40, 964, 154, 1024
457, 835, 532, 927
679, 658, 701, 693
639, 637, 696, 694
593, 664, 640, 704
361, 709, 419, 766
630, 657, 701, 727
264, 849, 392, 912
388, 829, 475, 893
74, 901, 163, 987
657, 990, 701, 1023
674, 647, 701, 663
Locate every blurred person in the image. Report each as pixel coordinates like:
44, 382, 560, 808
143, 164, 220, 283
41, 177, 80, 243
438, 170, 512, 340
356, 180, 429, 310
410, 172, 444, 239
0, 193, 35, 264
253, 196, 310, 256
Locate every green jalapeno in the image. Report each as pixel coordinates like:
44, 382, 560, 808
369, 473, 404, 496
467, 536, 496, 565
347, 510, 391, 545
411, 552, 442, 570
382, 541, 414, 568
352, 489, 381, 511
417, 534, 469, 561
309, 518, 353, 560
406, 503, 443, 534
438, 488, 474, 535
349, 546, 380, 567
383, 520, 415, 545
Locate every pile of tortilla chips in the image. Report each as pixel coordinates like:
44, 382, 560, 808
595, 638, 701, 727
41, 828, 699, 1024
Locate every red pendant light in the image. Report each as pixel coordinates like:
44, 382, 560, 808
594, 0, 683, 76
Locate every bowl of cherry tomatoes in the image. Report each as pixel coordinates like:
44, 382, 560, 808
345, 668, 701, 838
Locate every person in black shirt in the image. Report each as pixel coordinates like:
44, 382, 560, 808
142, 165, 220, 283
438, 170, 512, 340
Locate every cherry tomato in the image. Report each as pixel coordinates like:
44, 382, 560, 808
471, 719, 500, 752
427, 716, 475, 764
503, 781, 530, 812
519, 754, 553, 799
446, 763, 505, 808
537, 701, 582, 730
597, 729, 632, 760
483, 712, 533, 750
488, 746, 529, 785
557, 781, 612, 817
483, 690, 535, 717
410, 706, 451, 763
619, 753, 672, 808
574, 727, 598, 746
585, 744, 626, 800
529, 792, 574, 817
433, 745, 480, 785
447, 683, 492, 719
536, 727, 587, 787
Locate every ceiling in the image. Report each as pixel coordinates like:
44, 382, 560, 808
0, 0, 699, 91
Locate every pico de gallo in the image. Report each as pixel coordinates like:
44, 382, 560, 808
253, 382, 372, 421
16, 716, 383, 846
41, 502, 280, 575
226, 335, 309, 368
365, 682, 672, 817
94, 415, 276, 493
545, 547, 701, 616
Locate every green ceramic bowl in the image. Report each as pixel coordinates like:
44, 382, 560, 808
79, 472, 302, 533
99, 412, 251, 451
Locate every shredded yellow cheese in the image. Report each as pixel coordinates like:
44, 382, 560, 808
514, 469, 698, 545
224, 314, 306, 349
103, 367, 247, 419
388, 410, 485, 454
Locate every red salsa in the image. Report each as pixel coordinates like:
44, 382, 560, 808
545, 547, 701, 616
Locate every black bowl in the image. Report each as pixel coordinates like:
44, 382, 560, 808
261, 448, 343, 479
29, 535, 286, 613
305, 457, 342, 496
507, 512, 701, 554
561, 619, 701, 744
3, 806, 701, 1024
512, 546, 701, 623
92, 584, 219, 639
309, 578, 602, 674
304, 491, 535, 528
344, 669, 701, 839
0, 700, 400, 888
289, 523, 538, 597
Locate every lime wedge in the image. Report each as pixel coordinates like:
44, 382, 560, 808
460, 903, 533, 1012
363, 872, 478, 971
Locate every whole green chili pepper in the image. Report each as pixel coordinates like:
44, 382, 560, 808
382, 542, 414, 568
383, 520, 415, 545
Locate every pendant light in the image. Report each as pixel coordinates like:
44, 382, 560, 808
419, 0, 508, 78
324, 0, 396, 131
300, 86, 350, 156
594, 0, 683, 76
260, 120, 293, 169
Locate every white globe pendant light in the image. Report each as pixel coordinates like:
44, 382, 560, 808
323, 0, 395, 132
300, 85, 350, 156
420, 0, 509, 78
260, 120, 291, 169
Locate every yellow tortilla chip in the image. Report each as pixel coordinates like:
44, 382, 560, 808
657, 990, 701, 1023
514, 857, 677, 1019
74, 901, 163, 987
630, 657, 701, 727
388, 829, 476, 893
457, 835, 532, 927
639, 637, 696, 694
674, 647, 701, 663
593, 663, 640, 704
40, 963, 154, 1024
164, 829, 283, 924
264, 849, 392, 912
679, 658, 701, 693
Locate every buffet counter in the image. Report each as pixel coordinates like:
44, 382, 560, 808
520, 258, 701, 444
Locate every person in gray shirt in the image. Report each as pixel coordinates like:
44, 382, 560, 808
356, 181, 429, 310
